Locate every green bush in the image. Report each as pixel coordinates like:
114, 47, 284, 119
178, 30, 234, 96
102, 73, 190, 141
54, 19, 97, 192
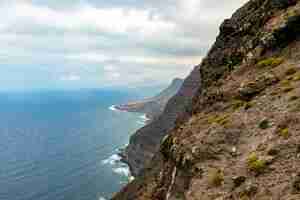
259, 119, 270, 129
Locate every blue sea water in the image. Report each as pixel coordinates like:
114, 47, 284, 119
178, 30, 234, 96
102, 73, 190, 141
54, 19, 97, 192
0, 89, 146, 200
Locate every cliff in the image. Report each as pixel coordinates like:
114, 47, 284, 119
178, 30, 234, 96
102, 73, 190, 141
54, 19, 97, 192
113, 0, 300, 199
121, 68, 201, 176
116, 78, 184, 120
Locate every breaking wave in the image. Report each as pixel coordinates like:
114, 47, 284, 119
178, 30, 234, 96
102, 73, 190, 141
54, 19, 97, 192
101, 151, 134, 181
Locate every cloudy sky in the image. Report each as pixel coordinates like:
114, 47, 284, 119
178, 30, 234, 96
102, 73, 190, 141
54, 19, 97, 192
0, 0, 248, 91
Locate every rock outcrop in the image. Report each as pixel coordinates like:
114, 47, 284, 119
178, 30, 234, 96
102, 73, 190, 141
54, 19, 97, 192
113, 0, 300, 199
121, 67, 201, 176
116, 78, 184, 120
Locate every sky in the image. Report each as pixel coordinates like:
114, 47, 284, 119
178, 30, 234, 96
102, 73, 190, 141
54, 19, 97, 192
0, 0, 248, 91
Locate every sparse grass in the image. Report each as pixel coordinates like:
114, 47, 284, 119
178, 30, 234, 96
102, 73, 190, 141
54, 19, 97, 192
279, 127, 289, 139
285, 67, 297, 76
290, 102, 300, 112
247, 152, 259, 164
240, 195, 250, 200
281, 79, 291, 87
257, 57, 284, 68
207, 114, 229, 126
293, 73, 300, 81
282, 86, 294, 93
284, 9, 298, 20
247, 152, 266, 173
232, 100, 254, 110
208, 168, 224, 187
244, 102, 254, 110
232, 100, 245, 110
270, 90, 279, 96
289, 95, 299, 101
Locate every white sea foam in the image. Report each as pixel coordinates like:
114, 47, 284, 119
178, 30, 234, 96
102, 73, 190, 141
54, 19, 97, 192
101, 154, 121, 165
109, 105, 117, 111
137, 114, 150, 125
98, 197, 106, 200
129, 176, 135, 182
101, 151, 134, 180
113, 166, 131, 177
139, 114, 150, 121
137, 120, 146, 125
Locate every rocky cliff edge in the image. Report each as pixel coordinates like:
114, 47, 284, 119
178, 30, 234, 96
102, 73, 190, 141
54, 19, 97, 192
113, 0, 300, 199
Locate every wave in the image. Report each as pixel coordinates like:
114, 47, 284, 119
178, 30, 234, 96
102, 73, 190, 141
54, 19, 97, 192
113, 166, 131, 177
101, 151, 134, 182
98, 197, 106, 200
101, 154, 121, 165
136, 114, 150, 125
137, 120, 146, 125
139, 114, 149, 121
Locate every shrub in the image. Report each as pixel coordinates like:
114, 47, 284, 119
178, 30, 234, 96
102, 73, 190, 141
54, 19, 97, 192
247, 152, 258, 164
208, 168, 224, 187
259, 119, 270, 129
279, 127, 289, 138
247, 152, 266, 173
257, 57, 283, 68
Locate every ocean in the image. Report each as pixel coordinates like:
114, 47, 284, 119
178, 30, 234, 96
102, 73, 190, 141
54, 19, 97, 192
0, 89, 147, 200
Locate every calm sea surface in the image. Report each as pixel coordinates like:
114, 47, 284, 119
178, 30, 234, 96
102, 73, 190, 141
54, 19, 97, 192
0, 90, 145, 200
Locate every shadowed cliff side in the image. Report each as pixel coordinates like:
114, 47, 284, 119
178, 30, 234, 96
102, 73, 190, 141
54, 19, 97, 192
121, 66, 201, 176
113, 0, 300, 199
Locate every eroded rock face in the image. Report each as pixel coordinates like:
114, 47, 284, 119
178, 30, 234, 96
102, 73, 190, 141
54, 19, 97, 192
122, 66, 201, 176
113, 0, 300, 199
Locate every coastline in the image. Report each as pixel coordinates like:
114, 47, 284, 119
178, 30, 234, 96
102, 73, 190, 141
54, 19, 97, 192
108, 105, 149, 178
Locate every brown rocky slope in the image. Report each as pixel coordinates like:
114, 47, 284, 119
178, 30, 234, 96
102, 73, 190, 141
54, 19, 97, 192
113, 0, 300, 199
122, 67, 201, 176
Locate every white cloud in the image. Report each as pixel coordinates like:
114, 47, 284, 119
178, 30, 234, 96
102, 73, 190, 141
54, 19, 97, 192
60, 74, 81, 81
0, 2, 175, 36
66, 53, 112, 62
0, 0, 249, 90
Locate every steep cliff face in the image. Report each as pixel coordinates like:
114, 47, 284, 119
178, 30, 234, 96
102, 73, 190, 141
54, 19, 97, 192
122, 67, 201, 176
113, 0, 300, 199
116, 78, 184, 120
